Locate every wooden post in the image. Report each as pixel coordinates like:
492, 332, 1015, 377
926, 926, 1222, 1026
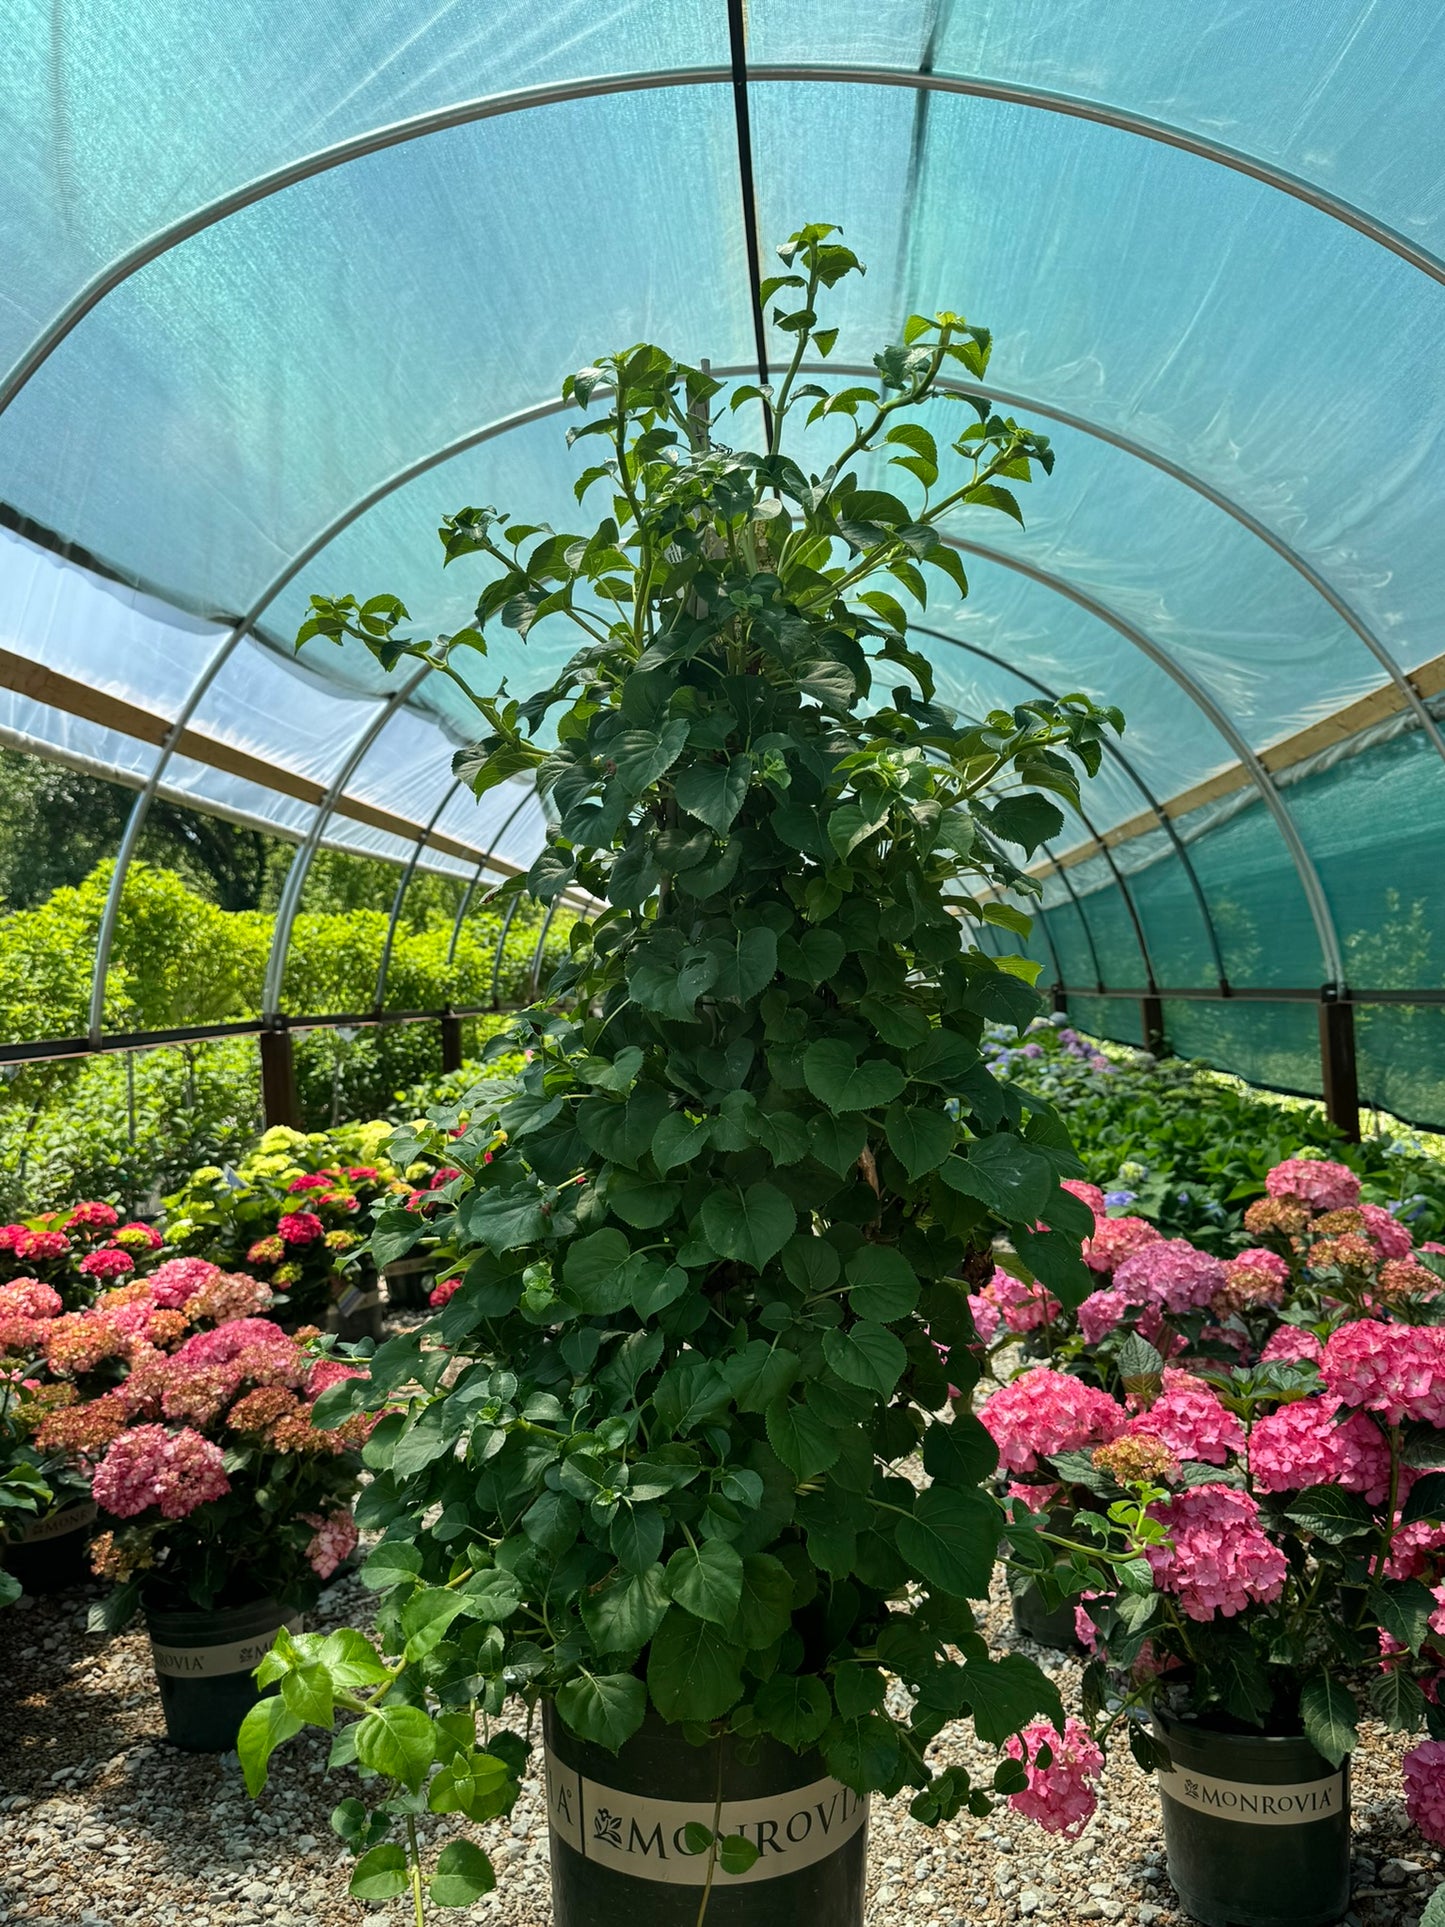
1319, 991, 1360, 1142
1141, 994, 1167, 1055
259, 1023, 301, 1131
440, 1012, 464, 1074
1051, 986, 1068, 1015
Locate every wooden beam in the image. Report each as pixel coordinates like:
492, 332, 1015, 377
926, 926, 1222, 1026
0, 648, 524, 877
1028, 649, 1445, 881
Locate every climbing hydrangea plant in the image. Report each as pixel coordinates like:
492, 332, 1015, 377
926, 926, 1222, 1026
241, 224, 1124, 1915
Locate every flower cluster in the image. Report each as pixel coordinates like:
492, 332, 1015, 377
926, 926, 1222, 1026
1403, 1743, 1445, 1848
1126, 1368, 1243, 1466
1145, 1484, 1288, 1620
1319, 1319, 1445, 1427
1005, 1718, 1105, 1838
92, 1423, 231, 1518
1265, 1156, 1360, 1213
982, 1367, 1124, 1473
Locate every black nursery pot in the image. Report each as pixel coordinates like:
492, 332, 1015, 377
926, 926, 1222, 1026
325, 1281, 384, 1344
143, 1594, 301, 1752
382, 1255, 434, 1312
1152, 1707, 1351, 1927
542, 1703, 869, 1927
1009, 1580, 1084, 1652
4, 1499, 96, 1596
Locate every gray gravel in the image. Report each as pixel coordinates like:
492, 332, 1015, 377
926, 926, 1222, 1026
2, 1573, 1440, 1927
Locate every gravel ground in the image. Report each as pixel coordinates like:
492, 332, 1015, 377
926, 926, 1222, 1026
3, 1572, 1441, 1927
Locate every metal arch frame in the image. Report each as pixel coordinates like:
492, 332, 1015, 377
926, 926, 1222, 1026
84, 392, 579, 1045
373, 777, 461, 1013
3, 57, 1443, 425
945, 535, 1347, 987
811, 362, 1445, 773
262, 664, 433, 1017
490, 895, 525, 1008
445, 785, 538, 967
917, 622, 1232, 990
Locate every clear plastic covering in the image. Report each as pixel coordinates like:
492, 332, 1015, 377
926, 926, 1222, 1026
2, 3, 1443, 1112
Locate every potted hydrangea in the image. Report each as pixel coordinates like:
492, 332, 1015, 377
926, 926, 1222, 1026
240, 224, 1124, 1925
996, 1154, 1445, 1927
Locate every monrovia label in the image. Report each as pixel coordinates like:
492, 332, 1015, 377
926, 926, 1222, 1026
1158, 1763, 1345, 1826
544, 1747, 868, 1886
149, 1615, 302, 1680
20, 1500, 97, 1545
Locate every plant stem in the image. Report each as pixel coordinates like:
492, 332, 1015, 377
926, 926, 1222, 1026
694, 1737, 726, 1927
405, 1815, 426, 1927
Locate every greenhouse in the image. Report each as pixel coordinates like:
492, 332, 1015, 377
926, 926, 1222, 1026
4, 8, 1445, 1927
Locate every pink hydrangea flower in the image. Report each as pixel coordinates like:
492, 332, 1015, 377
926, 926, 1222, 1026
429, 1275, 462, 1311
1128, 1369, 1244, 1465
1146, 1484, 1288, 1620
1266, 1157, 1360, 1212
967, 1291, 1001, 1343
1248, 1395, 1392, 1504
277, 1211, 324, 1246
92, 1423, 230, 1519
1359, 1204, 1414, 1261
1078, 1289, 1129, 1345
1114, 1239, 1226, 1315
981, 1367, 1125, 1473
976, 1266, 1060, 1335
1404, 1741, 1445, 1847
287, 1173, 332, 1193
66, 1201, 120, 1231
1320, 1319, 1445, 1427
1386, 1519, 1445, 1583
1061, 1179, 1106, 1218
0, 1278, 63, 1320
1006, 1718, 1104, 1838
1083, 1215, 1161, 1275
17, 1229, 71, 1263
174, 1317, 292, 1366
1260, 1325, 1323, 1366
147, 1256, 222, 1309
302, 1508, 359, 1578
307, 1357, 369, 1397
78, 1246, 135, 1282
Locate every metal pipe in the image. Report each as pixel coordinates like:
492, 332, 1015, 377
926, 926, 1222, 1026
528, 900, 562, 1000
373, 778, 461, 1012
921, 624, 1228, 988
445, 785, 537, 966
84, 393, 579, 1045
946, 536, 1348, 988
489, 896, 524, 1007
4, 61, 1439, 423
261, 665, 432, 1017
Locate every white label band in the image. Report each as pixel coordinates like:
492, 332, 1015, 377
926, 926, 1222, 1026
543, 1745, 868, 1887
20, 1500, 97, 1545
1158, 1763, 1345, 1826
150, 1615, 302, 1679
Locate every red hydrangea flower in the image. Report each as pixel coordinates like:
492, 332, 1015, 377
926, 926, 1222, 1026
287, 1174, 332, 1193
16, 1229, 71, 1263
66, 1201, 120, 1231
276, 1211, 324, 1246
78, 1247, 136, 1282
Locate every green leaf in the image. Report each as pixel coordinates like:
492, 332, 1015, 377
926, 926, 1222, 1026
807, 1112, 868, 1176
1284, 1487, 1377, 1544
611, 720, 690, 793
674, 755, 752, 833
845, 1245, 920, 1322
765, 1397, 841, 1479
896, 1486, 1002, 1597
647, 1610, 745, 1722
349, 1846, 410, 1902
401, 1589, 472, 1663
1299, 1673, 1359, 1767
959, 1654, 1064, 1746
974, 792, 1065, 857
735, 1554, 795, 1649
280, 1661, 334, 1729
939, 1135, 1054, 1222
237, 1694, 303, 1797
719, 1835, 761, 1876
882, 1104, 954, 1180
560, 1227, 633, 1314
922, 1415, 999, 1486
1402, 1470, 1445, 1525
823, 1320, 908, 1395
1370, 1666, 1427, 1734
1371, 1579, 1436, 1655
354, 1704, 437, 1791
803, 1039, 906, 1112
652, 1111, 712, 1174
708, 926, 779, 1003
752, 1673, 832, 1748
582, 1565, 670, 1653
556, 1670, 648, 1751
429, 1841, 497, 1908
699, 1182, 795, 1270
664, 1539, 744, 1627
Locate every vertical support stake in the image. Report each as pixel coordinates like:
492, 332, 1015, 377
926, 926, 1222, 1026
440, 1012, 465, 1075
259, 1022, 301, 1132
1050, 986, 1068, 1015
1141, 993, 1167, 1056
1319, 989, 1360, 1143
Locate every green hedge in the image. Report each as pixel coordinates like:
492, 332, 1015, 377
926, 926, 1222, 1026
0, 861, 574, 1215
